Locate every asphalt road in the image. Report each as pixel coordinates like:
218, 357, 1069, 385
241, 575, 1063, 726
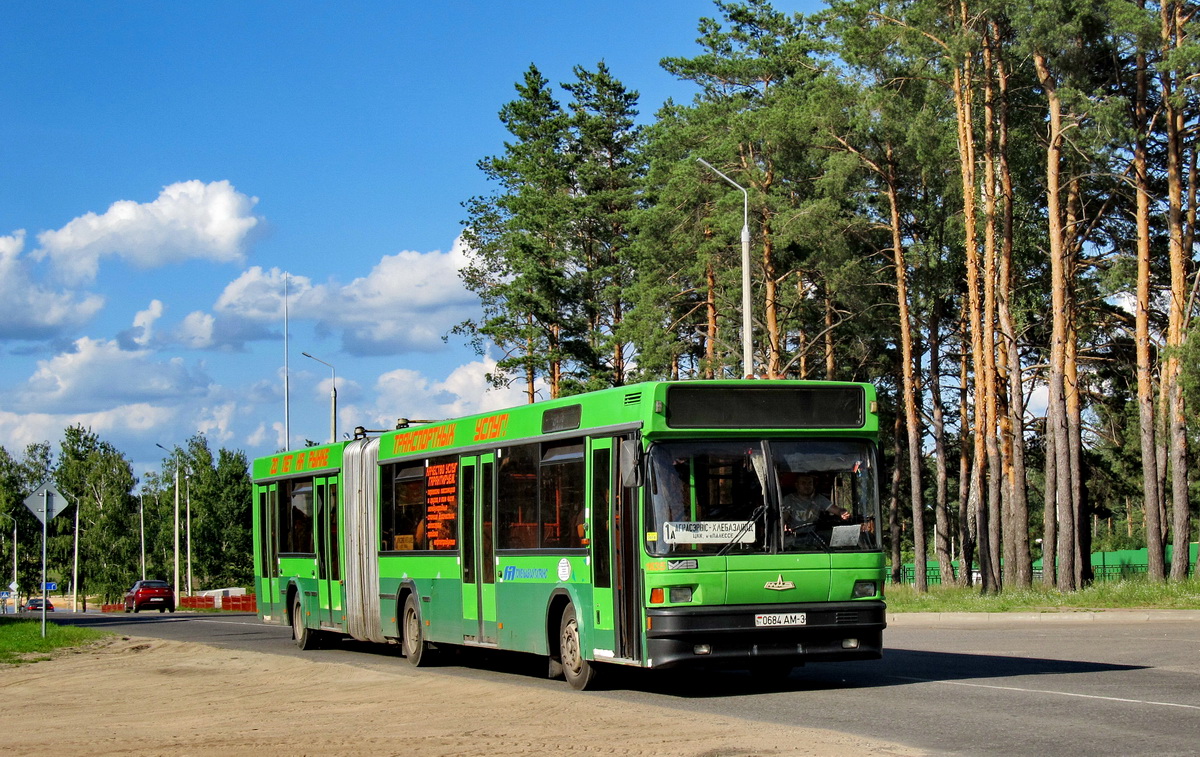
50, 610, 1200, 756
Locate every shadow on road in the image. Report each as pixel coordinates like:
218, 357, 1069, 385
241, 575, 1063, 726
39, 614, 1149, 698
627, 648, 1148, 698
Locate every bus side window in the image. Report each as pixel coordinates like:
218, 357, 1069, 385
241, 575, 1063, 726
498, 445, 537, 549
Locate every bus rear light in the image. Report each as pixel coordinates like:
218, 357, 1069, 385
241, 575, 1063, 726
650, 588, 665, 604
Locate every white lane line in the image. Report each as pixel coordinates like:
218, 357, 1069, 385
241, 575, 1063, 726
891, 676, 1200, 711
192, 619, 269, 627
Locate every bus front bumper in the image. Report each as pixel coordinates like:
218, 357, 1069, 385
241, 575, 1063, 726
644, 600, 885, 669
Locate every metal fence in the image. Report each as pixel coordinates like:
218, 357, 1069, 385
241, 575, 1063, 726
897, 544, 1197, 585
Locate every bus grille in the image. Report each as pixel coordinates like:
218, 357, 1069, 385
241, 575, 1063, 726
624, 392, 642, 405
835, 611, 860, 624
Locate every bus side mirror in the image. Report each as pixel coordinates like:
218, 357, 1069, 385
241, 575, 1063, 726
619, 440, 642, 488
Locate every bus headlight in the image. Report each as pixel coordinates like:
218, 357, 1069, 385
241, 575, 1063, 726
668, 586, 694, 603
852, 580, 877, 599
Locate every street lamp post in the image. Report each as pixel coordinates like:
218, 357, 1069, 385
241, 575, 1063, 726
185, 474, 192, 597
302, 351, 337, 443
139, 493, 145, 580
697, 157, 754, 379
156, 443, 181, 597
0, 512, 13, 615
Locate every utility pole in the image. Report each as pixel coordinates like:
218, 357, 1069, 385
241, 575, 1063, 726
697, 158, 754, 378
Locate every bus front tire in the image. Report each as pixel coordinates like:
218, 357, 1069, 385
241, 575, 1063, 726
402, 595, 436, 666
559, 604, 596, 691
292, 598, 319, 650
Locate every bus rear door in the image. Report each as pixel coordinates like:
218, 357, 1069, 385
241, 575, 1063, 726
255, 483, 281, 622
314, 476, 342, 631
460, 454, 498, 644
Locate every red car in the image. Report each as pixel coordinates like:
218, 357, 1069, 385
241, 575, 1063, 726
124, 580, 176, 613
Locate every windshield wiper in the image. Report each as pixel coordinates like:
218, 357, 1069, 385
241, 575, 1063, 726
716, 502, 766, 557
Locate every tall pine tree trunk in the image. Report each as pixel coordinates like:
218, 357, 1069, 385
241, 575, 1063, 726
1133, 36, 1165, 580
1162, 0, 1190, 580
958, 326, 975, 586
930, 302, 955, 583
952, 6, 991, 592
889, 412, 904, 584
886, 167, 927, 592
981, 31, 1003, 587
994, 20, 1030, 586
1033, 50, 1076, 591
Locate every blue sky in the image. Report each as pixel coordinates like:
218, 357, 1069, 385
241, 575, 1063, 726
1, 1, 821, 478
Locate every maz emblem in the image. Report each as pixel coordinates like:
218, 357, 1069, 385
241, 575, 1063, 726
764, 574, 796, 591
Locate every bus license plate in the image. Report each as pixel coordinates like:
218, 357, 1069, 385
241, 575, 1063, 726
755, 612, 806, 627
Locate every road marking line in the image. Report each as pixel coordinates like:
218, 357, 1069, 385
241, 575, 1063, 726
192, 619, 268, 627
892, 676, 1200, 711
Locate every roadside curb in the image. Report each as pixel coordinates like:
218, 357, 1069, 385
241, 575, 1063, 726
887, 609, 1200, 625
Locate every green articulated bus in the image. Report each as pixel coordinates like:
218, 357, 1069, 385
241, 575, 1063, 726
251, 380, 886, 689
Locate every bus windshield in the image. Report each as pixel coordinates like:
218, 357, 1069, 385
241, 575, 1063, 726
646, 440, 879, 556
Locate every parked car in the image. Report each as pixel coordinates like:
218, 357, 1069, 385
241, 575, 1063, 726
24, 598, 54, 612
124, 580, 175, 613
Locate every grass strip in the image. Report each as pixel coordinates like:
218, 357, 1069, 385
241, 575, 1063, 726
0, 618, 110, 665
885, 575, 1200, 612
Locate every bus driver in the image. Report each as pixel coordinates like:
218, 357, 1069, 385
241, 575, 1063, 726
782, 474, 848, 529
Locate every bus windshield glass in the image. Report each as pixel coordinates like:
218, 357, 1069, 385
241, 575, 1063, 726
646, 440, 879, 556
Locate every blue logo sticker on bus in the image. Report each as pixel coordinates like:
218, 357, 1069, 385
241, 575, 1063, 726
502, 566, 549, 581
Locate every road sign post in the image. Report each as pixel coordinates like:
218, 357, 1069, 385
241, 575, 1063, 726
24, 484, 66, 638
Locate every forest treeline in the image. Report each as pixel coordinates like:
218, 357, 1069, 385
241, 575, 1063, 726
0, 429, 252, 604
456, 0, 1200, 590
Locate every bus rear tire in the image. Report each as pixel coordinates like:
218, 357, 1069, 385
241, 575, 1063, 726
559, 604, 596, 691
292, 598, 319, 650
402, 595, 436, 666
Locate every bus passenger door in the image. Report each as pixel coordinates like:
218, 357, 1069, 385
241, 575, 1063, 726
613, 437, 641, 661
314, 476, 341, 631
460, 454, 497, 645
256, 483, 281, 621
589, 437, 640, 662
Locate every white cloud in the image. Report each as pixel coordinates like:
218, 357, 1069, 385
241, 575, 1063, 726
185, 238, 479, 355
178, 311, 217, 349
19, 337, 211, 412
34, 180, 261, 284
131, 300, 164, 347
195, 402, 238, 443
0, 403, 177, 453
0, 230, 105, 339
362, 356, 534, 429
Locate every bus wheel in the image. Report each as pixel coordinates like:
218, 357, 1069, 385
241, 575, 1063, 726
402, 595, 436, 666
292, 598, 319, 650
559, 604, 596, 691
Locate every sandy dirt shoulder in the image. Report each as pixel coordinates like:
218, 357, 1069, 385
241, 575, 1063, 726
1, 636, 921, 756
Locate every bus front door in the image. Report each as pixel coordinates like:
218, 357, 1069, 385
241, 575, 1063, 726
314, 476, 342, 631
589, 437, 640, 662
460, 455, 498, 645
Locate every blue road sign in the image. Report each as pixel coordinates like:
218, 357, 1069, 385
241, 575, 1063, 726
43, 582, 57, 591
